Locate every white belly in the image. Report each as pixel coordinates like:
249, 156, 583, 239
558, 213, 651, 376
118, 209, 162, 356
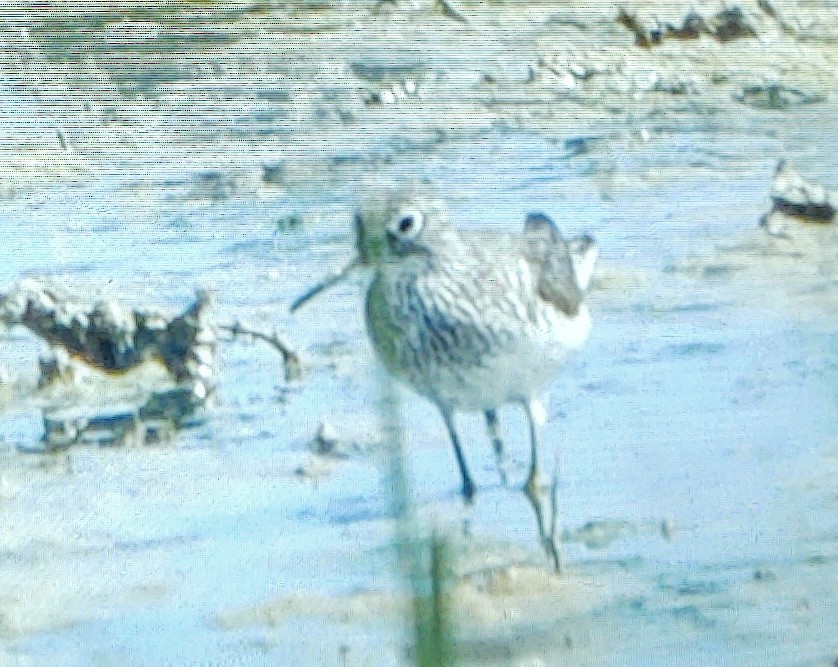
405, 305, 592, 412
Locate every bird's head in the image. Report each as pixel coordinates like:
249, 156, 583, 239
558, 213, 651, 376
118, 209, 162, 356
354, 186, 453, 266
290, 184, 454, 312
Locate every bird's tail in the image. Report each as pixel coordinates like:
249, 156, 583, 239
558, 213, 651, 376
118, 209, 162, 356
567, 235, 598, 292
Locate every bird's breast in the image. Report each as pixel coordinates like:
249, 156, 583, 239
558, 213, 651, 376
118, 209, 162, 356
364, 266, 592, 411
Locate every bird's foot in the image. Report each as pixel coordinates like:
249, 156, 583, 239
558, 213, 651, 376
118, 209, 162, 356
497, 464, 512, 489
524, 469, 548, 496
522, 468, 562, 573
542, 535, 562, 574
461, 478, 477, 505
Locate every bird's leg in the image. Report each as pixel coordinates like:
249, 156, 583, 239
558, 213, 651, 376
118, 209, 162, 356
484, 409, 510, 488
524, 398, 548, 494
522, 397, 562, 572
548, 457, 562, 573
440, 408, 476, 504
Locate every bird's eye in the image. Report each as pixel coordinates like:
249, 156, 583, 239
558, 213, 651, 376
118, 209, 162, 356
398, 215, 415, 233
390, 209, 424, 238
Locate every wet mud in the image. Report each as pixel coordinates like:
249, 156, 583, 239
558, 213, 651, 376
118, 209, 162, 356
0, 2, 837, 665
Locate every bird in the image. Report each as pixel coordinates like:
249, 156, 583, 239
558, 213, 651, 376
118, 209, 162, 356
291, 185, 597, 570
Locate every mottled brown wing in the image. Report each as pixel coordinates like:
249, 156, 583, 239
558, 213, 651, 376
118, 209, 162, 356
523, 212, 584, 316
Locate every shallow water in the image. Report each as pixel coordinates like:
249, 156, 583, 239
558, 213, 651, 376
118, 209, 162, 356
1, 100, 837, 666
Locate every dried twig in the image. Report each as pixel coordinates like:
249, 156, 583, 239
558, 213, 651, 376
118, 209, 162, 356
216, 321, 302, 382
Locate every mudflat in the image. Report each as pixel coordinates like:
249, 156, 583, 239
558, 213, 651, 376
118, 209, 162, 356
0, 2, 836, 665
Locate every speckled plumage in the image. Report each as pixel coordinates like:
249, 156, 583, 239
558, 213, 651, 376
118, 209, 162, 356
359, 188, 595, 416
364, 226, 592, 413
293, 184, 598, 570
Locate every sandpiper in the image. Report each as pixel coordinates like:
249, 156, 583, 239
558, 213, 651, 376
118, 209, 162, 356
291, 185, 597, 570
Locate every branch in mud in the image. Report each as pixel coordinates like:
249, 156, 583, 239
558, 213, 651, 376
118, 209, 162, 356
760, 160, 837, 234
433, 0, 468, 24
372, 0, 469, 24
0, 280, 302, 450
215, 321, 302, 382
0, 280, 216, 388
